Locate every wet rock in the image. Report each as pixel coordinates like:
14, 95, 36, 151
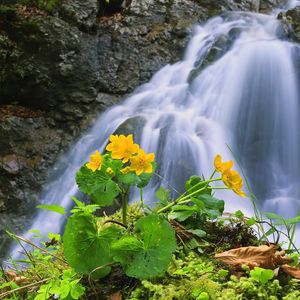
1, 154, 25, 175
58, 0, 99, 29
259, 0, 288, 13
285, 6, 300, 42
96, 92, 123, 110
115, 116, 147, 141
0, 114, 70, 258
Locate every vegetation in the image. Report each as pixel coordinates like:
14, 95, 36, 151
0, 0, 60, 12
1, 134, 300, 299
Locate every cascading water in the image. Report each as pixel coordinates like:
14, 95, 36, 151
10, 1, 300, 258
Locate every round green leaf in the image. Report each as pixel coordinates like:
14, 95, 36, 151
111, 214, 176, 279
117, 172, 139, 185
250, 267, 274, 284
76, 165, 120, 206
63, 213, 122, 278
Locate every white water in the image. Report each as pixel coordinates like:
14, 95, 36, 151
10, 1, 300, 258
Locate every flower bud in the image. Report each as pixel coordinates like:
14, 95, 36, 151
106, 167, 114, 176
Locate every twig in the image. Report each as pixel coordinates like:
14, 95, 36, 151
88, 262, 115, 283
0, 277, 52, 298
88, 262, 115, 300
153, 172, 181, 196
13, 235, 67, 264
103, 219, 128, 229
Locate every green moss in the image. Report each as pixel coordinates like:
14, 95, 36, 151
0, 34, 24, 84
283, 291, 300, 300
207, 8, 221, 18
0, 5, 17, 20
126, 251, 300, 300
0, 0, 60, 13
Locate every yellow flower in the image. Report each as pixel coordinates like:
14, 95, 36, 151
130, 149, 155, 176
121, 166, 131, 174
106, 134, 140, 163
86, 150, 102, 172
222, 169, 246, 197
106, 167, 114, 176
214, 154, 234, 173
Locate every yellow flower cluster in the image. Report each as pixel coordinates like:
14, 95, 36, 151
106, 134, 155, 176
106, 134, 139, 163
214, 154, 246, 197
86, 150, 102, 172
86, 134, 155, 176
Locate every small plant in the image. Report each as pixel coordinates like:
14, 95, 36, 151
2, 134, 300, 300
63, 134, 177, 280
35, 269, 85, 300
250, 267, 274, 284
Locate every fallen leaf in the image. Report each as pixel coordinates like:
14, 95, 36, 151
6, 271, 17, 280
215, 244, 292, 269
108, 291, 122, 300
5, 271, 28, 284
281, 264, 300, 279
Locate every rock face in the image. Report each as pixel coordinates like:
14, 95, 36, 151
0, 0, 290, 257
285, 6, 300, 42
0, 114, 68, 256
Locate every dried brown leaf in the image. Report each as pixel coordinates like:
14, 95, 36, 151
215, 244, 292, 269
281, 264, 300, 279
5, 271, 28, 284
108, 291, 122, 300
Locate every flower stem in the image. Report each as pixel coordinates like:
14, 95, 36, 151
157, 177, 222, 214
121, 186, 129, 225
140, 188, 144, 209
175, 177, 221, 203
208, 186, 229, 190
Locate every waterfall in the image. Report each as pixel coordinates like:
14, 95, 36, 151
10, 2, 300, 258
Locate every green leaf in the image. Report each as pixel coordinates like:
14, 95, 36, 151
284, 216, 300, 225
61, 269, 76, 280
185, 176, 211, 197
47, 233, 61, 242
186, 238, 200, 250
172, 205, 198, 212
70, 281, 85, 299
35, 284, 51, 300
217, 269, 229, 278
196, 194, 224, 219
264, 212, 285, 222
63, 212, 123, 278
59, 281, 71, 299
70, 203, 101, 214
265, 228, 276, 237
110, 237, 143, 266
168, 210, 194, 222
234, 210, 244, 219
71, 196, 84, 207
36, 204, 65, 215
289, 253, 300, 267
104, 157, 123, 173
190, 197, 205, 209
111, 214, 176, 279
198, 292, 209, 300
246, 217, 256, 226
155, 186, 170, 205
76, 165, 120, 206
250, 267, 274, 284
187, 229, 206, 238
117, 172, 138, 185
